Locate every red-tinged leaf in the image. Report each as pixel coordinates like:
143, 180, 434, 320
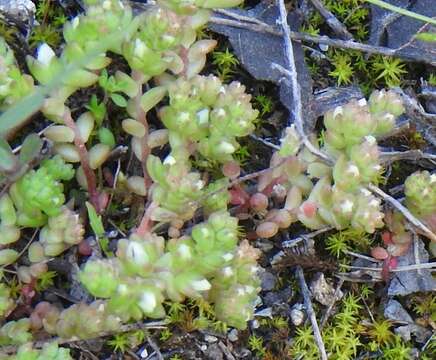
371, 246, 389, 260
302, 201, 317, 218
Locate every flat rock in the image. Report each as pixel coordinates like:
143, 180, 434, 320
210, 4, 315, 131
384, 299, 413, 323
368, 0, 436, 64
388, 238, 436, 296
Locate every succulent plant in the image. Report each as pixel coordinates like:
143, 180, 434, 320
79, 211, 260, 329
0, 282, 13, 318
0, 319, 32, 346
255, 91, 404, 238
0, 38, 34, 110
7, 342, 73, 360
36, 206, 84, 257
9, 155, 74, 227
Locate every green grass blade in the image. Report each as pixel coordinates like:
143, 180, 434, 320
366, 0, 436, 26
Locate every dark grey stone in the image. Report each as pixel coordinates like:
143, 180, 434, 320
388, 238, 436, 296
368, 0, 436, 64
210, 4, 315, 131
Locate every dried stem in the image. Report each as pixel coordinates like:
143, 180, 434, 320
319, 278, 344, 329
63, 110, 100, 212
308, 0, 353, 40
367, 184, 436, 242
295, 266, 328, 360
380, 150, 436, 164
210, 14, 436, 66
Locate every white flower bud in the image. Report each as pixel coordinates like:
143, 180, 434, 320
217, 141, 235, 154
126, 241, 149, 266
37, 43, 56, 66
191, 279, 211, 291
134, 39, 147, 58
139, 291, 157, 313
163, 155, 176, 165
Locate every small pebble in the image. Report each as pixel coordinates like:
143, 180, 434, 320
290, 304, 306, 326
251, 319, 260, 329
228, 329, 239, 342
204, 335, 218, 343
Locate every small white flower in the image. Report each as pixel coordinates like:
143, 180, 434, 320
163, 155, 176, 165
382, 113, 395, 123
72, 16, 80, 29
347, 164, 360, 177
139, 291, 157, 313
340, 199, 354, 213
194, 180, 204, 190
222, 253, 234, 262
364, 135, 376, 145
178, 244, 191, 259
117, 284, 128, 294
103, 0, 112, 10
236, 287, 245, 296
216, 108, 226, 117
126, 241, 149, 266
430, 174, 436, 183
134, 39, 147, 58
162, 35, 175, 44
37, 43, 55, 66
191, 279, 211, 291
222, 267, 233, 277
219, 86, 226, 94
358, 98, 367, 106
196, 108, 209, 125
178, 111, 190, 123
218, 141, 235, 154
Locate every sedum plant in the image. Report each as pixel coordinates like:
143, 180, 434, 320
255, 89, 405, 238
80, 211, 260, 330
0, 0, 261, 354
3, 342, 73, 360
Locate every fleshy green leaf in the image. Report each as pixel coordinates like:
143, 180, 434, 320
0, 139, 17, 173
19, 133, 43, 165
110, 93, 127, 107
85, 201, 105, 237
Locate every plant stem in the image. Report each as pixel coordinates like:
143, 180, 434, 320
136, 201, 158, 237
63, 110, 100, 213
365, 0, 436, 26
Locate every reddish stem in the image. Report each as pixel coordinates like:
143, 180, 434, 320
63, 110, 101, 213
136, 201, 158, 237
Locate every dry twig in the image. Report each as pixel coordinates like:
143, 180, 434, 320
367, 184, 436, 242
308, 0, 353, 40
319, 278, 344, 330
295, 266, 328, 360
210, 12, 436, 66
